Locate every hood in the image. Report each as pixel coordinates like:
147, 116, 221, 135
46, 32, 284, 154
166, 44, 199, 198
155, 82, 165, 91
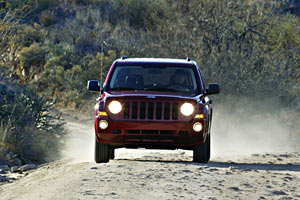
104, 90, 200, 101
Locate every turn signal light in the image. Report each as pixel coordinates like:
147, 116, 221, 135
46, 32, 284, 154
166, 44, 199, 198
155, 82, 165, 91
98, 111, 108, 117
194, 114, 205, 119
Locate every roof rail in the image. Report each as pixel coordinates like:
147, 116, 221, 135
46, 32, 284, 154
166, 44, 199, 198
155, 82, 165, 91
121, 56, 128, 60
186, 57, 191, 61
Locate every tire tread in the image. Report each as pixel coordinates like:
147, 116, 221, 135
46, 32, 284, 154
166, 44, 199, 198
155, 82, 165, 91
95, 138, 109, 163
193, 135, 210, 163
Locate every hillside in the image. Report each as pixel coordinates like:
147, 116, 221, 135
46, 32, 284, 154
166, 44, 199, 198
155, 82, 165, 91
0, 0, 299, 164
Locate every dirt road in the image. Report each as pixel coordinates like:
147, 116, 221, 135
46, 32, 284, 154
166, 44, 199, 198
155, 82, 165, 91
1, 119, 300, 200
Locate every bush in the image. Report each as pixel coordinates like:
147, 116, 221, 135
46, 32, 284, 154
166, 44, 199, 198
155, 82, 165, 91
15, 25, 42, 47
0, 76, 65, 163
18, 43, 47, 81
1, 0, 299, 166
1, 0, 299, 113
40, 10, 57, 27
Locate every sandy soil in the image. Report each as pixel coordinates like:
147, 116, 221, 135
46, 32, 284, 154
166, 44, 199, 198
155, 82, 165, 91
1, 119, 300, 200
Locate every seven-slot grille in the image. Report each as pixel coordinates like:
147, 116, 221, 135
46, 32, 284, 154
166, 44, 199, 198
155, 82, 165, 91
122, 101, 179, 121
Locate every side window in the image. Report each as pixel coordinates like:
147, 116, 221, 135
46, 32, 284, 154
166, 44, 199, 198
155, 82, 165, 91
197, 67, 205, 92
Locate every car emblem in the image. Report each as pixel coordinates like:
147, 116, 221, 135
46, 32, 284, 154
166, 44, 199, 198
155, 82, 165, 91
147, 95, 156, 99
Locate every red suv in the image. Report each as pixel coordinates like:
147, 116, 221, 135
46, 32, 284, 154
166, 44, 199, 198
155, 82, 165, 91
87, 57, 219, 163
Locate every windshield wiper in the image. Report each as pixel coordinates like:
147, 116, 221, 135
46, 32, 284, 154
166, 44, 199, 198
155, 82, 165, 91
110, 87, 138, 91
145, 87, 180, 92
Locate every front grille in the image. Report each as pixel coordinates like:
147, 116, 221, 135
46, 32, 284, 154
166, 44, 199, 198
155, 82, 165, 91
125, 135, 175, 143
123, 101, 179, 121
127, 130, 176, 135
112, 129, 122, 134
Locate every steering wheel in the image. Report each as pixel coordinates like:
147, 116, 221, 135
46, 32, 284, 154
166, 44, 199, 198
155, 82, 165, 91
168, 84, 190, 92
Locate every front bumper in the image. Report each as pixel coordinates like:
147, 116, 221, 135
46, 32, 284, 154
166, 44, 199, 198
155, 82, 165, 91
95, 117, 208, 149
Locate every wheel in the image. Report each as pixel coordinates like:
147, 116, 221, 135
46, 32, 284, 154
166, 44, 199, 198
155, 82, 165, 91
109, 148, 115, 160
95, 137, 109, 163
193, 135, 210, 163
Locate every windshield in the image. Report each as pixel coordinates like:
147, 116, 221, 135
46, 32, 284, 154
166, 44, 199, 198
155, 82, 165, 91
108, 65, 199, 96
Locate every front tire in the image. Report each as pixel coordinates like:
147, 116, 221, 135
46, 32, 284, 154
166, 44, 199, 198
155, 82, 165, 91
193, 135, 210, 163
109, 148, 115, 160
95, 138, 109, 163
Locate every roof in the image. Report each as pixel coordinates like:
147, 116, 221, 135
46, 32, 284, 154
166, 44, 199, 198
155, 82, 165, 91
116, 57, 196, 65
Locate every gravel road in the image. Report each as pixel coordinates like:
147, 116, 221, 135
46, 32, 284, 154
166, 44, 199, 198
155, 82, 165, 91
1, 119, 300, 200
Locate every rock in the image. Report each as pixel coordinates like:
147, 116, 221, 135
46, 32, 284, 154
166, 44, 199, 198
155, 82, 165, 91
19, 164, 37, 172
258, 197, 266, 200
0, 147, 6, 158
181, 169, 192, 173
0, 175, 6, 182
228, 186, 241, 191
90, 167, 98, 170
228, 166, 237, 170
10, 166, 19, 173
264, 2, 271, 8
279, 154, 290, 158
0, 165, 9, 170
0, 169, 7, 174
271, 190, 287, 195
6, 152, 13, 160
14, 158, 22, 166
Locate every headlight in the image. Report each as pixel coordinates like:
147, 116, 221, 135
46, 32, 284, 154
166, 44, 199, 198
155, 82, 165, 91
108, 101, 122, 114
180, 103, 194, 116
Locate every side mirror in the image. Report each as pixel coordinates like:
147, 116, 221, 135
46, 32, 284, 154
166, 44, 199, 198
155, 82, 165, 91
206, 83, 220, 95
87, 80, 101, 91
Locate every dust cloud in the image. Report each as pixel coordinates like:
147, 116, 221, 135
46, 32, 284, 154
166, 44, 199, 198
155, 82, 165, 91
62, 120, 95, 163
61, 97, 299, 162
211, 97, 300, 156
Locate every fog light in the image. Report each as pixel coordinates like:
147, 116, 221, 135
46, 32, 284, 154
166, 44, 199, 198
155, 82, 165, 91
193, 122, 203, 132
99, 120, 108, 130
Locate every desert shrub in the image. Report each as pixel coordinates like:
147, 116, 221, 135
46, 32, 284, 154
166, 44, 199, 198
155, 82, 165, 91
35, 0, 55, 12
37, 57, 83, 108
2, 0, 56, 11
18, 43, 47, 79
40, 10, 57, 27
30, 0, 298, 110
0, 76, 65, 163
36, 47, 120, 109
83, 50, 117, 83
151, 0, 300, 100
1, 0, 299, 112
1, 0, 299, 165
14, 25, 43, 47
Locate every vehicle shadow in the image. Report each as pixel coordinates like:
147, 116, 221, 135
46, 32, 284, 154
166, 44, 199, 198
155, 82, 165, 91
207, 161, 300, 172
115, 158, 300, 172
